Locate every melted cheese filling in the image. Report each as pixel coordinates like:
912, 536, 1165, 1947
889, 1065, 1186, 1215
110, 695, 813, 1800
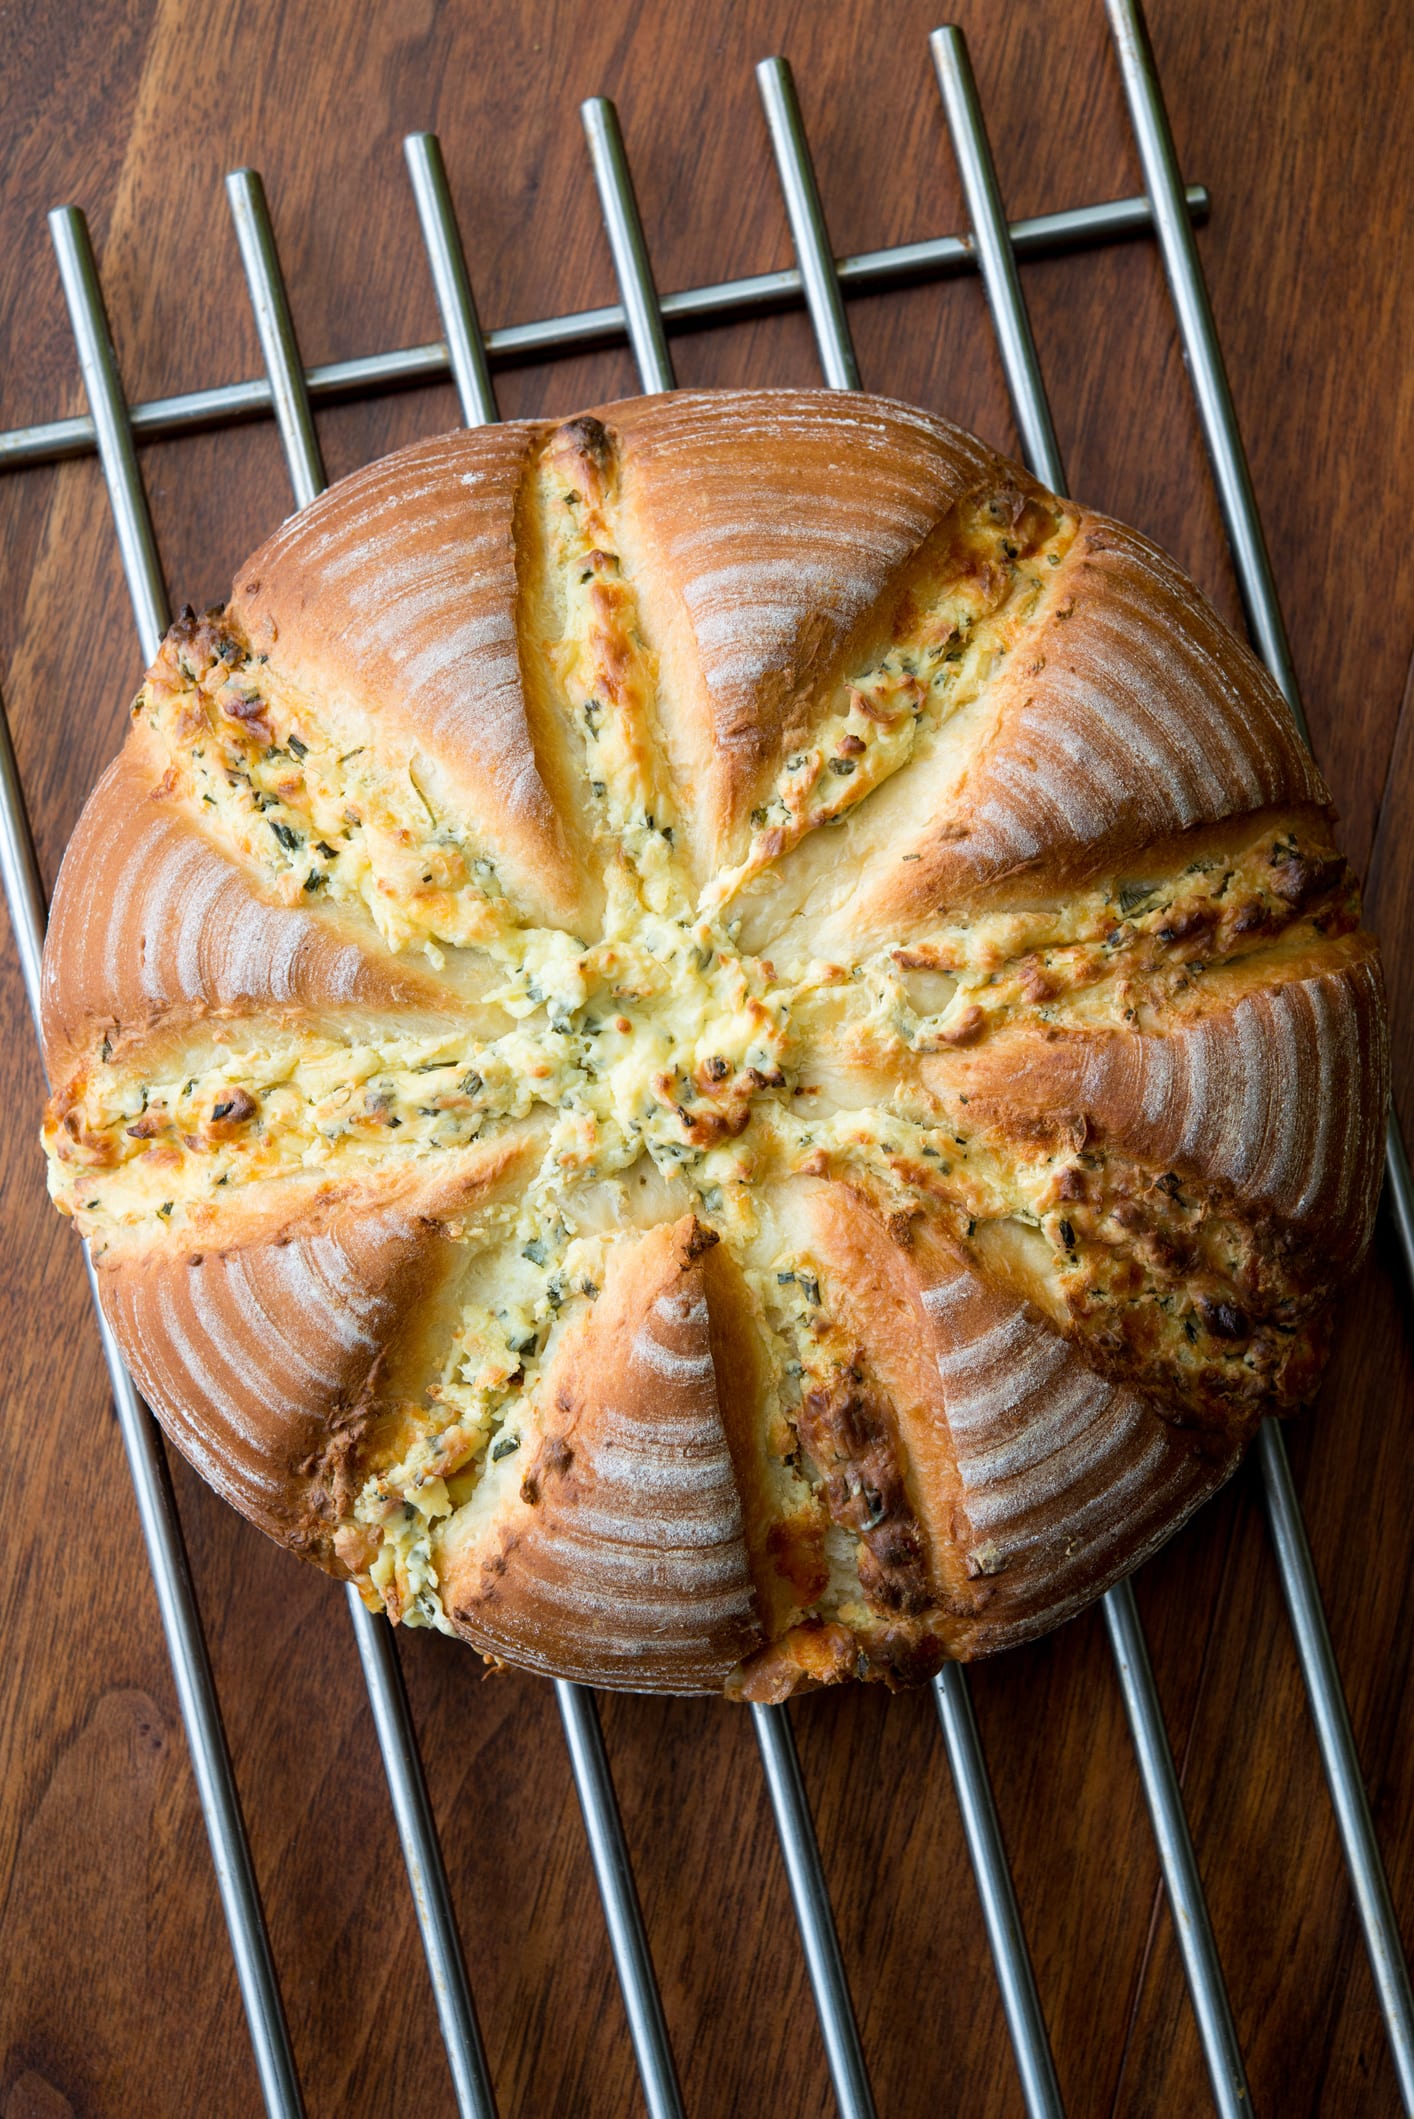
138, 638, 520, 968
705, 494, 1075, 913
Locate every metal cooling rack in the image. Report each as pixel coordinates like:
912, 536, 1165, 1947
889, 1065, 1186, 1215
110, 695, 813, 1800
1, 3, 1410, 2112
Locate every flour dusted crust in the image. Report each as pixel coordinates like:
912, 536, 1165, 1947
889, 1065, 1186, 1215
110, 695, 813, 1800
39, 390, 1386, 1697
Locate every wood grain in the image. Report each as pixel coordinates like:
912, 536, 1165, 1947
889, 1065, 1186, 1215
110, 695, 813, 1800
1, 2, 1411, 2114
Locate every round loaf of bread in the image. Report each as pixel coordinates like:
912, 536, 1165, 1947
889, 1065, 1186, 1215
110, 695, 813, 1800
40, 389, 1386, 1698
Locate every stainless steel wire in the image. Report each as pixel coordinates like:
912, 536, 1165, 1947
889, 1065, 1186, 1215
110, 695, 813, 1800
401, 131, 687, 2119
932, 1667, 1064, 2119
1099, 1589, 1248, 2117
755, 61, 861, 391
1386, 1126, 1414, 1306
48, 209, 168, 660
581, 99, 675, 396
1103, 4, 1414, 2100
579, 89, 878, 2119
556, 1686, 686, 2119
404, 133, 498, 427
0, 186, 1210, 476
752, 53, 1063, 2117
227, 170, 326, 508
751, 1701, 877, 2119
20, 206, 308, 2119
236, 165, 504, 2119
0, 696, 46, 1020
929, 31, 1251, 2113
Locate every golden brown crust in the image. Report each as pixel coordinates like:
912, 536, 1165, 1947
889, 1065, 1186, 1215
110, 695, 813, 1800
97, 1134, 540, 1564
803, 514, 1330, 956
40, 744, 454, 1083
926, 938, 1387, 1274
438, 1216, 763, 1690
801, 1186, 1239, 1662
37, 388, 1387, 1696
227, 424, 593, 928
608, 390, 1006, 868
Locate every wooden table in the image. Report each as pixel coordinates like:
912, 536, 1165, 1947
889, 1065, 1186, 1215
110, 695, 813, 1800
2, 2, 1411, 2112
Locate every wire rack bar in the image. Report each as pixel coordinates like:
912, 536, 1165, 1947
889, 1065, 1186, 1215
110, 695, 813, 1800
750, 1700, 877, 2119
0, 186, 1211, 478
49, 210, 169, 660
756, 49, 1072, 2116
404, 131, 499, 427
1102, 3, 1414, 2100
581, 99, 675, 395
579, 89, 878, 2119
344, 1602, 498, 2119
556, 1685, 686, 2119
228, 171, 325, 506
929, 32, 1252, 2112
755, 61, 860, 392
17, 207, 307, 2119
397, 131, 688, 2119
225, 163, 505, 2119
1099, 1587, 1247, 2111
932, 1666, 1065, 2119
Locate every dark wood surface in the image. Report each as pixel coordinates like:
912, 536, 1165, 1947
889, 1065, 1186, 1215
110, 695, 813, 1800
1, 2, 1411, 2113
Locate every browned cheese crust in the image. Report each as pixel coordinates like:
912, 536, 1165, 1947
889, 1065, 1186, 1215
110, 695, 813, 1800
37, 390, 1387, 1695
